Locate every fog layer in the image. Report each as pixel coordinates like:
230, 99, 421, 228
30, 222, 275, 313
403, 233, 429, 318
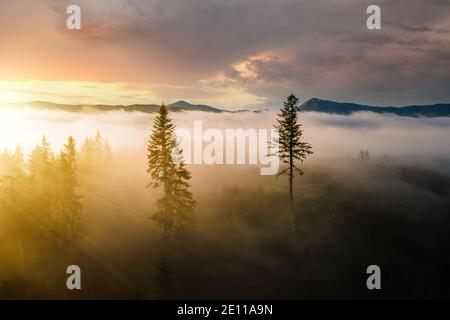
0, 108, 449, 299
1, 108, 449, 162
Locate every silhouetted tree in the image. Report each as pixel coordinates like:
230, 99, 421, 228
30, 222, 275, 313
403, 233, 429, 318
0, 148, 23, 215
78, 137, 94, 171
58, 136, 82, 240
12, 145, 25, 177
0, 135, 88, 297
155, 255, 174, 299
147, 104, 196, 235
359, 149, 370, 161
0, 145, 26, 220
78, 132, 112, 173
27, 136, 59, 232
274, 94, 313, 230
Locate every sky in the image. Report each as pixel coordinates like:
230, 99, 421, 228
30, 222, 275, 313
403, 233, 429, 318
0, 0, 449, 109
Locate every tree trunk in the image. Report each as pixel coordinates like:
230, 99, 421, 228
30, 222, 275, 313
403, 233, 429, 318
289, 154, 295, 232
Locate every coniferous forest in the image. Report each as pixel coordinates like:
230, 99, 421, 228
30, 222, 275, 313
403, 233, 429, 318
0, 95, 449, 299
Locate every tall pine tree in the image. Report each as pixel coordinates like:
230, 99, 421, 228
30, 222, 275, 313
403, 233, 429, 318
274, 94, 313, 230
58, 136, 82, 240
147, 104, 196, 235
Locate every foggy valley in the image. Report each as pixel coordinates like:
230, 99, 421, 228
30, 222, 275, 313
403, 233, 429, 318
0, 107, 449, 299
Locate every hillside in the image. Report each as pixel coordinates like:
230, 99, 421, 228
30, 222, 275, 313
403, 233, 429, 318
300, 98, 450, 117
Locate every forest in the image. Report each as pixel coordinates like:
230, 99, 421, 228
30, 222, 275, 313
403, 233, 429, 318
0, 96, 449, 299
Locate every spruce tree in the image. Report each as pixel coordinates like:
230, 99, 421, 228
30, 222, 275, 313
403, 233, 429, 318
156, 255, 174, 299
147, 104, 196, 235
58, 136, 82, 240
12, 145, 26, 177
274, 94, 313, 229
27, 136, 58, 236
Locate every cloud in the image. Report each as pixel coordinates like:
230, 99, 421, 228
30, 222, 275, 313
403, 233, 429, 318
0, 0, 449, 107
385, 21, 450, 34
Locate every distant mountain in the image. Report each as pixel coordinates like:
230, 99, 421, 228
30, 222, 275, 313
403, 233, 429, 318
300, 98, 450, 117
7, 100, 226, 113
4, 98, 450, 117
168, 100, 224, 113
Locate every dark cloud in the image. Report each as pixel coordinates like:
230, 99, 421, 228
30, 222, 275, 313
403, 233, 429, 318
385, 21, 450, 34
0, 0, 449, 107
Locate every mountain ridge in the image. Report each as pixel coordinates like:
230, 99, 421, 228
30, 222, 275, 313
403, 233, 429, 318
2, 98, 450, 117
300, 98, 450, 117
9, 100, 226, 113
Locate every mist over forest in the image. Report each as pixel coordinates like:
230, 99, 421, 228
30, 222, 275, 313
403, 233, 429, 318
0, 107, 449, 299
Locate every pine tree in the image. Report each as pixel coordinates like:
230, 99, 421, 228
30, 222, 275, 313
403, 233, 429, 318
27, 136, 59, 236
58, 136, 82, 240
0, 145, 27, 215
0, 148, 21, 213
40, 136, 54, 165
78, 132, 112, 173
155, 255, 174, 299
28, 136, 55, 189
0, 148, 12, 176
93, 131, 104, 161
274, 94, 313, 230
12, 144, 26, 177
28, 145, 44, 182
147, 104, 196, 235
